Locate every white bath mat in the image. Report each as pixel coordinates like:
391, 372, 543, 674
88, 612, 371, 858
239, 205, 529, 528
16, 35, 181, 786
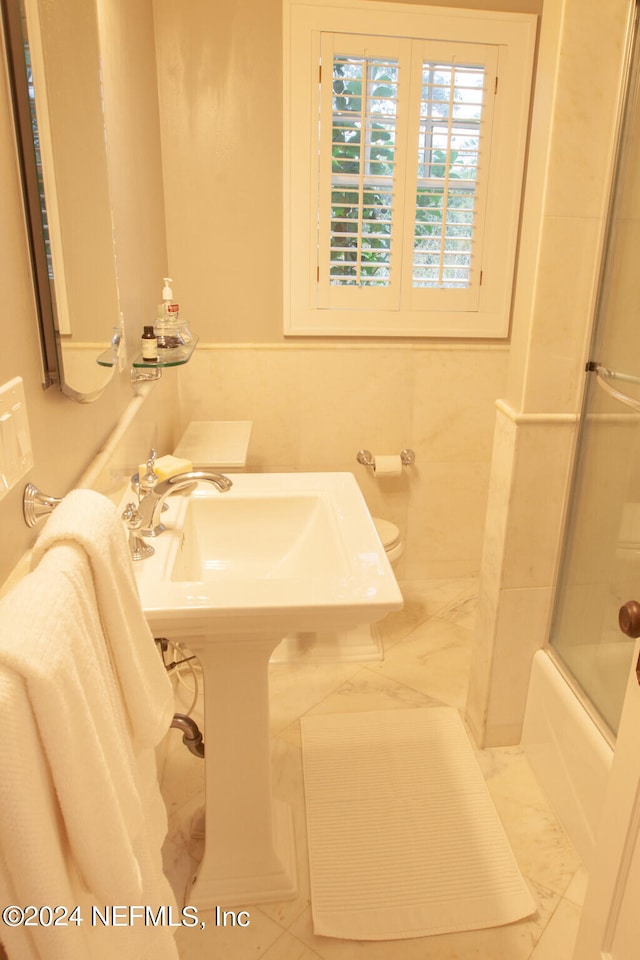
300, 707, 536, 941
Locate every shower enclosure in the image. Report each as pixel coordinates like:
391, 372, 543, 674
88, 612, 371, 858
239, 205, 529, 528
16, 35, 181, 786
548, 8, 640, 741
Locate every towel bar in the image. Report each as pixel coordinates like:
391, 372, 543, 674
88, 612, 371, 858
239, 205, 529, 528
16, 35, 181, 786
23, 485, 157, 564
23, 483, 62, 527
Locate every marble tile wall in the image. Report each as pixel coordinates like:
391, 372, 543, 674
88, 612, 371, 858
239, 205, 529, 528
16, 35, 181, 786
505, 0, 632, 418
465, 406, 578, 746
176, 344, 509, 581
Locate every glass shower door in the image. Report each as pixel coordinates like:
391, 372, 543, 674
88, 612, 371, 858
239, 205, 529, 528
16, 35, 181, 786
549, 9, 640, 738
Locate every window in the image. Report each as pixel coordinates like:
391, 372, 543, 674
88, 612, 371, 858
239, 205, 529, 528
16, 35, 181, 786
283, 0, 536, 337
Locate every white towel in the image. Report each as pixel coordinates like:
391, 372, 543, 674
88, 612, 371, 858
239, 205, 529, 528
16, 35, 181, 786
30, 489, 174, 747
0, 664, 81, 960
0, 491, 178, 960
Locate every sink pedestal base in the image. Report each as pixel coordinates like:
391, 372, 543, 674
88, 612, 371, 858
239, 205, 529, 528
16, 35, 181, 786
184, 635, 297, 909
186, 798, 296, 907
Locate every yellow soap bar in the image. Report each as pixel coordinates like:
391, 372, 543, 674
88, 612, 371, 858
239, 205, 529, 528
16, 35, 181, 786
138, 454, 193, 481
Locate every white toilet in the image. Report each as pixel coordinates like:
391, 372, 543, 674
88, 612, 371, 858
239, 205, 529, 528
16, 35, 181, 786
173, 420, 253, 471
372, 516, 404, 567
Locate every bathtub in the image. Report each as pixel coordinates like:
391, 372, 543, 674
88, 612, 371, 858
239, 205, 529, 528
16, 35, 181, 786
521, 648, 614, 870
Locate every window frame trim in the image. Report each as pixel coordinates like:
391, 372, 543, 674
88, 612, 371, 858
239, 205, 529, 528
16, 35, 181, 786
283, 0, 537, 339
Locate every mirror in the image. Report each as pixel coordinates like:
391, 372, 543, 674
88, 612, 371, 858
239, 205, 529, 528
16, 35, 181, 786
1, 0, 121, 402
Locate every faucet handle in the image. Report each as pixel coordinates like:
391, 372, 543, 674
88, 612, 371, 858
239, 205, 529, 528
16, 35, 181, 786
122, 502, 141, 526
140, 448, 159, 492
122, 502, 155, 561
144, 448, 157, 473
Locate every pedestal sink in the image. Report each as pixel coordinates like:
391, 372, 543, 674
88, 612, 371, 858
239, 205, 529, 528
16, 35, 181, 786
132, 472, 403, 909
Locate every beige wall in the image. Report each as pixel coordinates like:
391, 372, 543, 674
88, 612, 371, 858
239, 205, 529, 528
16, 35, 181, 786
0, 0, 172, 587
154, 0, 285, 343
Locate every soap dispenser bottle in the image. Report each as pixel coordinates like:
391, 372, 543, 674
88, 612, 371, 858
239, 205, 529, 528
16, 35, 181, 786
155, 277, 184, 349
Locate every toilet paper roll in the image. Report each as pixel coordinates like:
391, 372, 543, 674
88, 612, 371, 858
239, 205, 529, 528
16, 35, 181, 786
373, 455, 402, 477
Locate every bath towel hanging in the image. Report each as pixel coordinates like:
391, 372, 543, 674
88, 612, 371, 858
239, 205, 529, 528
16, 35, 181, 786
0, 490, 178, 960
30, 488, 175, 745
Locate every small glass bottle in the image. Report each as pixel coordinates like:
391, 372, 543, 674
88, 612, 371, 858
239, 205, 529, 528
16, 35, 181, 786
141, 325, 158, 361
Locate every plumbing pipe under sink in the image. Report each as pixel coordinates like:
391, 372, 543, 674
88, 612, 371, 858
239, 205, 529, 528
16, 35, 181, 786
171, 713, 204, 758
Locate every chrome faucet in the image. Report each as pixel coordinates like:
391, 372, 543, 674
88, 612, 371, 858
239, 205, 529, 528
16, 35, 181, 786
137, 470, 233, 537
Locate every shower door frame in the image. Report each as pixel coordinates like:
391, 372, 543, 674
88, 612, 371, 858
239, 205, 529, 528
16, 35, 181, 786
546, 0, 640, 742
567, 1, 640, 955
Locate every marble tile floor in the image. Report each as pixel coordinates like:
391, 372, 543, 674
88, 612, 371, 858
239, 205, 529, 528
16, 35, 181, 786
159, 578, 586, 960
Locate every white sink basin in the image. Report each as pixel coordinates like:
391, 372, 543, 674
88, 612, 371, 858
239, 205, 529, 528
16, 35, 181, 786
128, 472, 402, 911
134, 472, 403, 638
174, 491, 348, 581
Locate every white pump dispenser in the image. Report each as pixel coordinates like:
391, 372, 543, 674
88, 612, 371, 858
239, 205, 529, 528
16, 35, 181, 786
154, 276, 193, 348
158, 277, 179, 321
155, 276, 182, 348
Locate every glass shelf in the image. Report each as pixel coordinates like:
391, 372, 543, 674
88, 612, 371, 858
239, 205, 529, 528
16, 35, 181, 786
96, 346, 120, 368
97, 336, 198, 369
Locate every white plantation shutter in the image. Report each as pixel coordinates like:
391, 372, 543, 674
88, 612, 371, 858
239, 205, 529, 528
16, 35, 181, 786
413, 61, 487, 291
326, 52, 399, 288
284, 0, 536, 337
317, 34, 411, 310
403, 42, 498, 313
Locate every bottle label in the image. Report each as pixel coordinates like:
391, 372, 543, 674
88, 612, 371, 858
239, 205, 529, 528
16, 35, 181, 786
157, 302, 180, 321
142, 338, 157, 360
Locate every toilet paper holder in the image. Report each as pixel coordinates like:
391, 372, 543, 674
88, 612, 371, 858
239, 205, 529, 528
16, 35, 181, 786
356, 449, 415, 468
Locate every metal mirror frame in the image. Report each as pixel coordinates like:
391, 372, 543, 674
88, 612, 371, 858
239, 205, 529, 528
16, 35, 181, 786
1, 0, 118, 401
